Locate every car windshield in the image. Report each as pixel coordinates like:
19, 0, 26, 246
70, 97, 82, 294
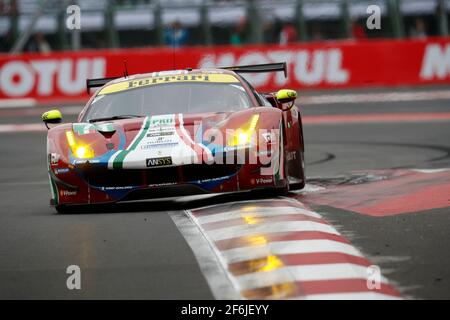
83, 78, 251, 122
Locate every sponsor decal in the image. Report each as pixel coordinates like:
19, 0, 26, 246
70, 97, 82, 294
199, 49, 349, 87
60, 190, 77, 196
73, 159, 100, 164
50, 153, 60, 165
420, 44, 450, 80
286, 151, 297, 161
3, 39, 450, 104
146, 131, 174, 137
256, 177, 273, 184
148, 182, 177, 187
101, 186, 134, 190
150, 116, 174, 127
54, 168, 70, 174
141, 142, 178, 150
0, 57, 105, 98
146, 156, 173, 167
197, 175, 231, 183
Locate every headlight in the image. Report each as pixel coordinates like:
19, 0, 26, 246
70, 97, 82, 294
228, 114, 259, 147
74, 145, 95, 159
66, 131, 95, 159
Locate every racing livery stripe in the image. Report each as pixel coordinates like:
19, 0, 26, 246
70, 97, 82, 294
275, 120, 283, 181
112, 117, 151, 169
175, 114, 200, 164
49, 174, 58, 204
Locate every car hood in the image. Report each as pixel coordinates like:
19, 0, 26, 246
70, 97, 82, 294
63, 110, 261, 169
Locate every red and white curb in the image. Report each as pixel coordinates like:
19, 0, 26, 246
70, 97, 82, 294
171, 198, 401, 300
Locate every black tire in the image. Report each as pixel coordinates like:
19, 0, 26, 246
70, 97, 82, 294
277, 123, 289, 194
55, 204, 71, 214
55, 204, 90, 214
289, 151, 306, 190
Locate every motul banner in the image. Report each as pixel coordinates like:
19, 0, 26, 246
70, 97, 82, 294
0, 37, 449, 106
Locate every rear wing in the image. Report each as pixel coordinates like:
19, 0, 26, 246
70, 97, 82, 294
85, 62, 288, 93
222, 62, 287, 78
86, 76, 120, 93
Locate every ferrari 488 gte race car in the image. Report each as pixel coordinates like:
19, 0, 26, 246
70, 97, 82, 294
42, 62, 305, 212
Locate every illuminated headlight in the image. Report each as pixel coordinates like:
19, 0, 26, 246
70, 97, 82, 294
228, 115, 259, 147
74, 145, 95, 159
66, 131, 95, 159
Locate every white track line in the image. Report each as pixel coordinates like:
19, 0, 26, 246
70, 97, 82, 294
221, 239, 363, 264
0, 124, 45, 133
301, 89, 450, 105
0, 98, 36, 108
168, 211, 241, 299
0, 181, 48, 186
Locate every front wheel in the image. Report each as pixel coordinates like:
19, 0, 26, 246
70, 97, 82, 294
289, 151, 306, 190
55, 204, 71, 214
275, 124, 289, 194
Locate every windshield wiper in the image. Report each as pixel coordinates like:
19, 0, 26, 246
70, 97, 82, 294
88, 115, 144, 123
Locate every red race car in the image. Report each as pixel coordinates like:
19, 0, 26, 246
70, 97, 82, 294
42, 63, 305, 212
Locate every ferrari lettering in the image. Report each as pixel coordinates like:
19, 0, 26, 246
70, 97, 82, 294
99, 73, 239, 95
146, 157, 173, 167
128, 74, 210, 89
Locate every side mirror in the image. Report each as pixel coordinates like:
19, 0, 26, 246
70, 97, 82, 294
42, 109, 62, 129
276, 89, 297, 105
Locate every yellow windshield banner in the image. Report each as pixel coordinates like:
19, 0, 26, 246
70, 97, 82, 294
98, 73, 240, 95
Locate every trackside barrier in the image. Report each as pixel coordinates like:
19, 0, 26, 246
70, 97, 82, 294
0, 37, 449, 107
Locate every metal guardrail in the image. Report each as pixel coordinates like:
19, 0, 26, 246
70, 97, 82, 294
1, 0, 448, 52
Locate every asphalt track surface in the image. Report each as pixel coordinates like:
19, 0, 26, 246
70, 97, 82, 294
0, 86, 449, 299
